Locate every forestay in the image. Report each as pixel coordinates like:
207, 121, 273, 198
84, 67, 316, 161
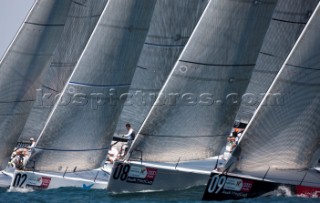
232, 2, 320, 172
0, 0, 72, 170
114, 0, 209, 136
128, 0, 277, 162
26, 0, 157, 172
18, 0, 108, 142
236, 0, 319, 123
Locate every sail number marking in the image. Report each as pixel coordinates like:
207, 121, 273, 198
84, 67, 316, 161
207, 175, 226, 194
12, 173, 27, 188
113, 163, 131, 181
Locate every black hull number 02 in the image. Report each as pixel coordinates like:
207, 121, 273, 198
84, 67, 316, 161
13, 173, 27, 188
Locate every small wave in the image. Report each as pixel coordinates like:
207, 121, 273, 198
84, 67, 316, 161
7, 187, 34, 193
276, 186, 293, 197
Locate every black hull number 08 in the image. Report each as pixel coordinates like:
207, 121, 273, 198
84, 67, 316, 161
112, 163, 131, 181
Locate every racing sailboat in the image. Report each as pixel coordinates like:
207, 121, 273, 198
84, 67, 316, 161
0, 0, 72, 187
203, 1, 320, 200
107, 0, 277, 193
9, 0, 156, 190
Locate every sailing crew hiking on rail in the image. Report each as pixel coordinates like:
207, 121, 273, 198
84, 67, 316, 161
107, 123, 136, 163
8, 137, 36, 170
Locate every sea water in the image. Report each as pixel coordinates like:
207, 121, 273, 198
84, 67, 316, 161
1, 186, 319, 203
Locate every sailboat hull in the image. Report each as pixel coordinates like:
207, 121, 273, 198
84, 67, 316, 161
9, 169, 109, 191
202, 172, 320, 200
107, 158, 224, 193
0, 171, 13, 188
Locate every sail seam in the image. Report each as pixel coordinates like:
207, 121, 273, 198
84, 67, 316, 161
259, 51, 276, 57
137, 65, 147, 70
41, 85, 59, 92
172, 73, 249, 82
0, 113, 30, 116
253, 69, 278, 74
69, 14, 101, 19
144, 42, 185, 47
286, 63, 320, 71
278, 79, 320, 86
179, 60, 255, 67
50, 62, 77, 67
129, 88, 161, 91
72, 0, 87, 7
0, 100, 34, 103
25, 22, 65, 27
140, 133, 225, 138
271, 18, 307, 25
34, 147, 109, 151
68, 82, 131, 88
100, 23, 149, 32
11, 49, 52, 56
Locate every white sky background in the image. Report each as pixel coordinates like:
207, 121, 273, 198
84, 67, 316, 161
0, 0, 35, 59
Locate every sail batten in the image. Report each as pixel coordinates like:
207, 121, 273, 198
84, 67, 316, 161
26, 0, 157, 172
128, 0, 277, 162
0, 0, 72, 170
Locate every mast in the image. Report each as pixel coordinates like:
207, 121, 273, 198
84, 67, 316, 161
18, 0, 108, 142
128, 0, 277, 162
26, 0, 157, 172
0, 0, 72, 170
114, 0, 209, 137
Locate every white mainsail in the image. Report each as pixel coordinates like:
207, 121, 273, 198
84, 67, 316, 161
25, 0, 157, 172
0, 0, 72, 170
235, 0, 319, 123
114, 0, 209, 136
230, 2, 320, 174
18, 0, 109, 142
128, 0, 277, 163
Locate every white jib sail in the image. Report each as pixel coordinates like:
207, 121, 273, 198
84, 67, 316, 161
18, 0, 109, 142
236, 0, 319, 123
232, 2, 320, 173
128, 0, 277, 163
0, 0, 72, 170
114, 0, 209, 138
26, 0, 157, 172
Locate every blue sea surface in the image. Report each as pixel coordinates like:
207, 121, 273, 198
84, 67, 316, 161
0, 186, 319, 203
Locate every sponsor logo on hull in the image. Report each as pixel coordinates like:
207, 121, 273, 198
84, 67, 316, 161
202, 173, 279, 200
112, 162, 158, 185
12, 172, 51, 189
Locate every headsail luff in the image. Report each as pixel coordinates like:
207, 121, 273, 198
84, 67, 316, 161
231, 2, 320, 174
236, 0, 319, 123
128, 0, 277, 162
0, 0, 72, 170
26, 0, 157, 172
18, 0, 109, 142
114, 0, 209, 137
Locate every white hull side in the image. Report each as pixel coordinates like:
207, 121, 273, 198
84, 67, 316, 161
0, 171, 13, 188
107, 157, 224, 193
9, 168, 110, 191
